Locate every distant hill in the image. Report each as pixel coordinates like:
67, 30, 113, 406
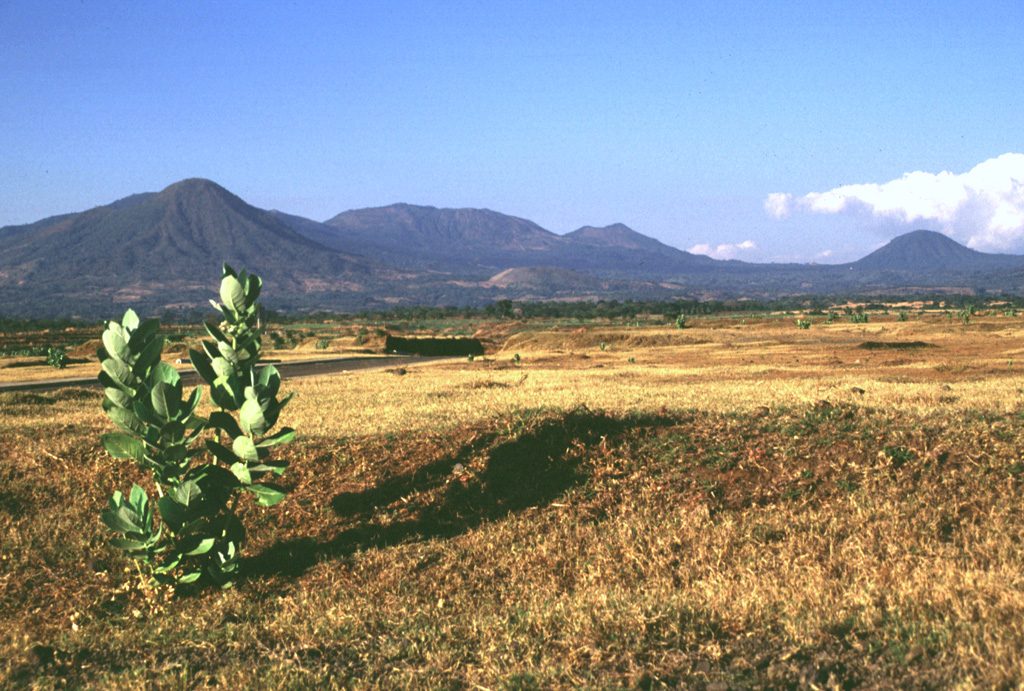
0, 179, 378, 317
6, 178, 1024, 318
851, 229, 1024, 272
315, 204, 563, 272
292, 205, 713, 276
485, 266, 615, 290
565, 223, 676, 251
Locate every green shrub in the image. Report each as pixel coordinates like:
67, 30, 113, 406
675, 314, 686, 329
850, 313, 869, 324
46, 346, 69, 369
315, 338, 331, 350
795, 319, 812, 330
97, 265, 294, 588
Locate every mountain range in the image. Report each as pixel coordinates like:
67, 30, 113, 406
3, 178, 1024, 318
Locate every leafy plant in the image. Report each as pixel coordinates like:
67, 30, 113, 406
315, 338, 331, 350
795, 319, 812, 330
98, 264, 294, 588
675, 314, 687, 329
896, 311, 908, 322
599, 341, 607, 351
0, 345, 50, 358
46, 345, 69, 369
850, 313, 869, 324
513, 353, 521, 364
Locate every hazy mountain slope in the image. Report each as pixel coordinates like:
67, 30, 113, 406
306, 206, 715, 276
324, 204, 561, 252
0, 179, 378, 317
7, 178, 1024, 319
559, 223, 717, 275
851, 230, 1024, 272
0, 212, 79, 242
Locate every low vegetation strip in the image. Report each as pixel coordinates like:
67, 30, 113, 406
384, 335, 485, 357
857, 340, 937, 350
3, 391, 1024, 688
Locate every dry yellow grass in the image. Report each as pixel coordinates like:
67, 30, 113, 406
4, 312, 1024, 688
289, 313, 1024, 439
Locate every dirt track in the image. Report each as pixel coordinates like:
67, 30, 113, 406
0, 355, 452, 394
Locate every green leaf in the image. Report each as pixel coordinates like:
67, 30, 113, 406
98, 370, 130, 395
201, 340, 221, 361
158, 495, 186, 532
232, 436, 259, 463
151, 381, 181, 420
256, 427, 295, 448
104, 386, 133, 411
102, 328, 131, 364
108, 405, 147, 437
127, 317, 160, 349
101, 504, 145, 535
177, 571, 202, 584
248, 460, 288, 476
150, 361, 181, 388
245, 273, 262, 305
217, 341, 239, 365
189, 348, 218, 384
205, 440, 239, 467
239, 399, 268, 437
122, 309, 140, 332
211, 376, 242, 410
221, 274, 247, 316
256, 365, 281, 399
132, 336, 165, 379
169, 480, 202, 507
153, 555, 181, 573
208, 411, 244, 439
128, 484, 150, 512
101, 433, 145, 461
102, 357, 138, 391
183, 536, 216, 556
277, 391, 295, 412
204, 320, 229, 343
230, 462, 252, 485
110, 537, 151, 551
246, 483, 287, 507
183, 386, 203, 418
212, 357, 235, 379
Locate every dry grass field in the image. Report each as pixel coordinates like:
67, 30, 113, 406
3, 311, 1024, 689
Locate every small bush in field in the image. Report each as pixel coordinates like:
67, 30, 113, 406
47, 346, 69, 369
97, 265, 294, 588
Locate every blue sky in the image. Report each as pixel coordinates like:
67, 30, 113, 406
2, 1, 1022, 262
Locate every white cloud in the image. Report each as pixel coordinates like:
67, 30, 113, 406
764, 192, 793, 218
689, 239, 757, 260
766, 153, 1024, 251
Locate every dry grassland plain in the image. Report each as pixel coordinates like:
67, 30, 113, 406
3, 312, 1024, 689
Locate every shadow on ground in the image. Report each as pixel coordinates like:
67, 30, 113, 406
245, 408, 671, 580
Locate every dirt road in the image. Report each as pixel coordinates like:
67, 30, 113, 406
0, 355, 452, 394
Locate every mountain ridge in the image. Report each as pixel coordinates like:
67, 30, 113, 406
4, 178, 1024, 318
850, 229, 1024, 272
